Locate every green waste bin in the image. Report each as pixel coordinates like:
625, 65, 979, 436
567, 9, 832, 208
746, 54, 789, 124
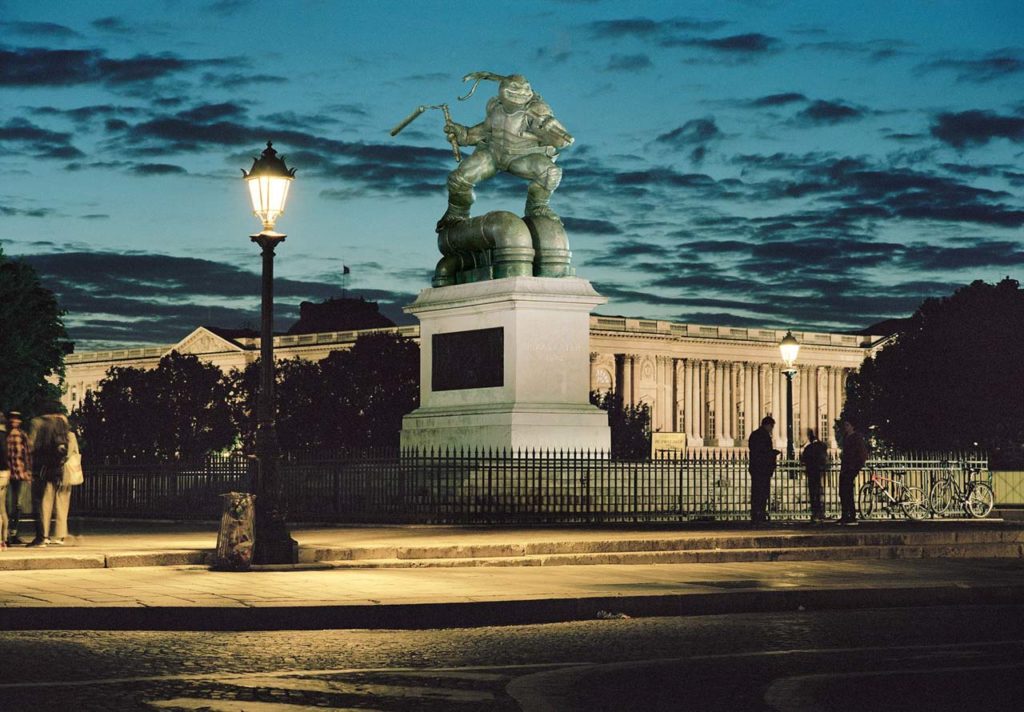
214, 492, 256, 571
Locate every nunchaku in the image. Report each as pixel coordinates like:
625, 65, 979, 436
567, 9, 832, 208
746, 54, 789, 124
390, 104, 461, 163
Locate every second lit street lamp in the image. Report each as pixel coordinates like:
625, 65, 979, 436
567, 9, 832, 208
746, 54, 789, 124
243, 141, 298, 564
779, 330, 800, 461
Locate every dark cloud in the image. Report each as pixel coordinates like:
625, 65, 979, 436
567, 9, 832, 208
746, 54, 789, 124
669, 33, 781, 54
0, 21, 80, 39
30, 104, 146, 125
201, 72, 288, 88
91, 17, 132, 34
585, 17, 729, 40
177, 102, 247, 123
797, 39, 912, 62
131, 163, 187, 176
931, 110, 1024, 149
749, 92, 806, 107
605, 54, 653, 72
655, 118, 722, 164
561, 217, 622, 235
207, 0, 250, 17
0, 117, 82, 159
0, 47, 239, 87
796, 100, 864, 125
0, 206, 54, 218
918, 51, 1024, 83
656, 118, 721, 146
899, 240, 1024, 270
20, 251, 415, 348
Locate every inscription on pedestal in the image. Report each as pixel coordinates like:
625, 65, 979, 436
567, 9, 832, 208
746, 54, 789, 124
432, 327, 504, 391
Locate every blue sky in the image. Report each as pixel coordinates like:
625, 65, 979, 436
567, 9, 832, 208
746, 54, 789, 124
1, 0, 1022, 350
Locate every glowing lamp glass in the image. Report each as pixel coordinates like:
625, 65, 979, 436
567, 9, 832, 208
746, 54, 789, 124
247, 174, 292, 230
779, 331, 800, 368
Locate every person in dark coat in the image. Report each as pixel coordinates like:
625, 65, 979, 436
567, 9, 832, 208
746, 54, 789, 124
27, 402, 71, 547
839, 420, 869, 525
800, 428, 829, 522
748, 415, 780, 524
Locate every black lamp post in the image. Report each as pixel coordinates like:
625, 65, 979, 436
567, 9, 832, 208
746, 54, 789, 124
779, 331, 800, 461
243, 141, 297, 565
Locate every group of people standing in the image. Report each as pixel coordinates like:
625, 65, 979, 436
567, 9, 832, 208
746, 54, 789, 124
747, 415, 869, 525
0, 403, 80, 548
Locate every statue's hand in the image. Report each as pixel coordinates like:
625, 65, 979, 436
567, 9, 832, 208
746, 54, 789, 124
444, 122, 469, 145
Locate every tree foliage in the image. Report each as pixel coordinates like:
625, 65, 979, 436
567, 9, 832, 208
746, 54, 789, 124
0, 247, 71, 413
75, 351, 235, 461
228, 332, 420, 453
842, 278, 1024, 467
591, 390, 651, 460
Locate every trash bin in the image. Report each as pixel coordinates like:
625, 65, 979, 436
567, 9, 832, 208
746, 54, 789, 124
214, 492, 256, 571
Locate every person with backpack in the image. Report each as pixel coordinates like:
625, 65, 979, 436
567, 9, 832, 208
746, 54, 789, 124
800, 428, 830, 523
27, 402, 70, 547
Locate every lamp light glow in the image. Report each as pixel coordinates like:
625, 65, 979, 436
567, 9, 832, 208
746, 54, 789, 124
779, 331, 800, 369
242, 141, 296, 232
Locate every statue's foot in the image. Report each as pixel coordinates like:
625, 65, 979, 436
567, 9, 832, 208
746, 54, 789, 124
436, 210, 468, 233
525, 206, 562, 224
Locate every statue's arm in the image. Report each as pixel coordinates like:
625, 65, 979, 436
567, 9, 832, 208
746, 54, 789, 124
525, 100, 574, 149
445, 120, 486, 146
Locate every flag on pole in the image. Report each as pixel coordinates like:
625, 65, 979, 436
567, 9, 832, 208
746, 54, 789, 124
342, 264, 351, 275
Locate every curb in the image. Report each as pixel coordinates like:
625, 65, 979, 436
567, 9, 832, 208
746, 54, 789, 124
1, 583, 1022, 631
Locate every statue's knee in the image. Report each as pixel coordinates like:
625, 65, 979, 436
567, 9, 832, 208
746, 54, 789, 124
537, 164, 562, 192
447, 171, 474, 193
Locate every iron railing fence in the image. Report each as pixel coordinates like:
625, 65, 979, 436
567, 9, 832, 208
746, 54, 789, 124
71, 450, 990, 523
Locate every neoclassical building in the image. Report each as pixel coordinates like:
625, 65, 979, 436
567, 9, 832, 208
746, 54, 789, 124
62, 315, 886, 451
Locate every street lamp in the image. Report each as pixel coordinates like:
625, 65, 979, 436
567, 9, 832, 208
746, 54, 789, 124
778, 329, 802, 458
243, 141, 297, 565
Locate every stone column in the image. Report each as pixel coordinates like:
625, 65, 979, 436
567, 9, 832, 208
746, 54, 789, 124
683, 359, 694, 439
743, 362, 753, 441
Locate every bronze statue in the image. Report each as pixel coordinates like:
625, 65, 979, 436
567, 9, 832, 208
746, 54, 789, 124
392, 72, 574, 232
391, 72, 576, 286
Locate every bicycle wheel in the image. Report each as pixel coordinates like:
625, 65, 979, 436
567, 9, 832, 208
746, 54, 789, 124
965, 481, 994, 518
929, 479, 954, 515
900, 486, 928, 520
858, 483, 881, 519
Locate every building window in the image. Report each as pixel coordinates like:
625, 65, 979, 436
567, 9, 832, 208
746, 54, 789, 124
737, 408, 745, 439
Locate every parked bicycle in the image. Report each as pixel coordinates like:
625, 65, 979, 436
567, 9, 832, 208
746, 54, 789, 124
928, 461, 994, 518
858, 468, 928, 520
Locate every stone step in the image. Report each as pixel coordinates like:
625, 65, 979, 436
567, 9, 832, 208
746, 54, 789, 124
319, 541, 1024, 569
298, 529, 1024, 564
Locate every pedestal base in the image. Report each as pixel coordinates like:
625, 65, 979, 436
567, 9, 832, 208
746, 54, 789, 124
402, 403, 610, 453
400, 276, 611, 455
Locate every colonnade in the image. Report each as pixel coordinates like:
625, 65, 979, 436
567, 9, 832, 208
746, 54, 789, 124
608, 354, 848, 449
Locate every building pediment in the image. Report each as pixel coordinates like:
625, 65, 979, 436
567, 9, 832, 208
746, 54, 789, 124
168, 327, 246, 358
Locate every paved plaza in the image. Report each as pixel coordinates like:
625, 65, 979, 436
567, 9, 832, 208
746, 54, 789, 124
0, 520, 1021, 630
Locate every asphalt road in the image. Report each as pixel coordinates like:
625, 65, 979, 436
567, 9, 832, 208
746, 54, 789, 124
1, 604, 1021, 710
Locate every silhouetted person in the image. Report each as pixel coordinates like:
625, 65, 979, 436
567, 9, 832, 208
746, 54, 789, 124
748, 415, 780, 524
27, 401, 71, 547
5, 411, 31, 545
801, 428, 829, 522
839, 420, 868, 525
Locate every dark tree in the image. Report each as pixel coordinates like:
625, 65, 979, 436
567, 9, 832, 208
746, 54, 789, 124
316, 332, 420, 450
0, 247, 71, 413
842, 278, 1024, 467
591, 390, 651, 460
227, 357, 325, 454
227, 332, 420, 453
75, 352, 234, 461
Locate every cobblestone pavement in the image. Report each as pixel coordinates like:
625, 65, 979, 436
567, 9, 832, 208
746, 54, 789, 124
1, 604, 1022, 710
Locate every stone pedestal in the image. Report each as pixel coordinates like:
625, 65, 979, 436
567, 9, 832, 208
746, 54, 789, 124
400, 276, 611, 454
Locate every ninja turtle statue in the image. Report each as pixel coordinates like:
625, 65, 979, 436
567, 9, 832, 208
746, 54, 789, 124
436, 72, 574, 233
